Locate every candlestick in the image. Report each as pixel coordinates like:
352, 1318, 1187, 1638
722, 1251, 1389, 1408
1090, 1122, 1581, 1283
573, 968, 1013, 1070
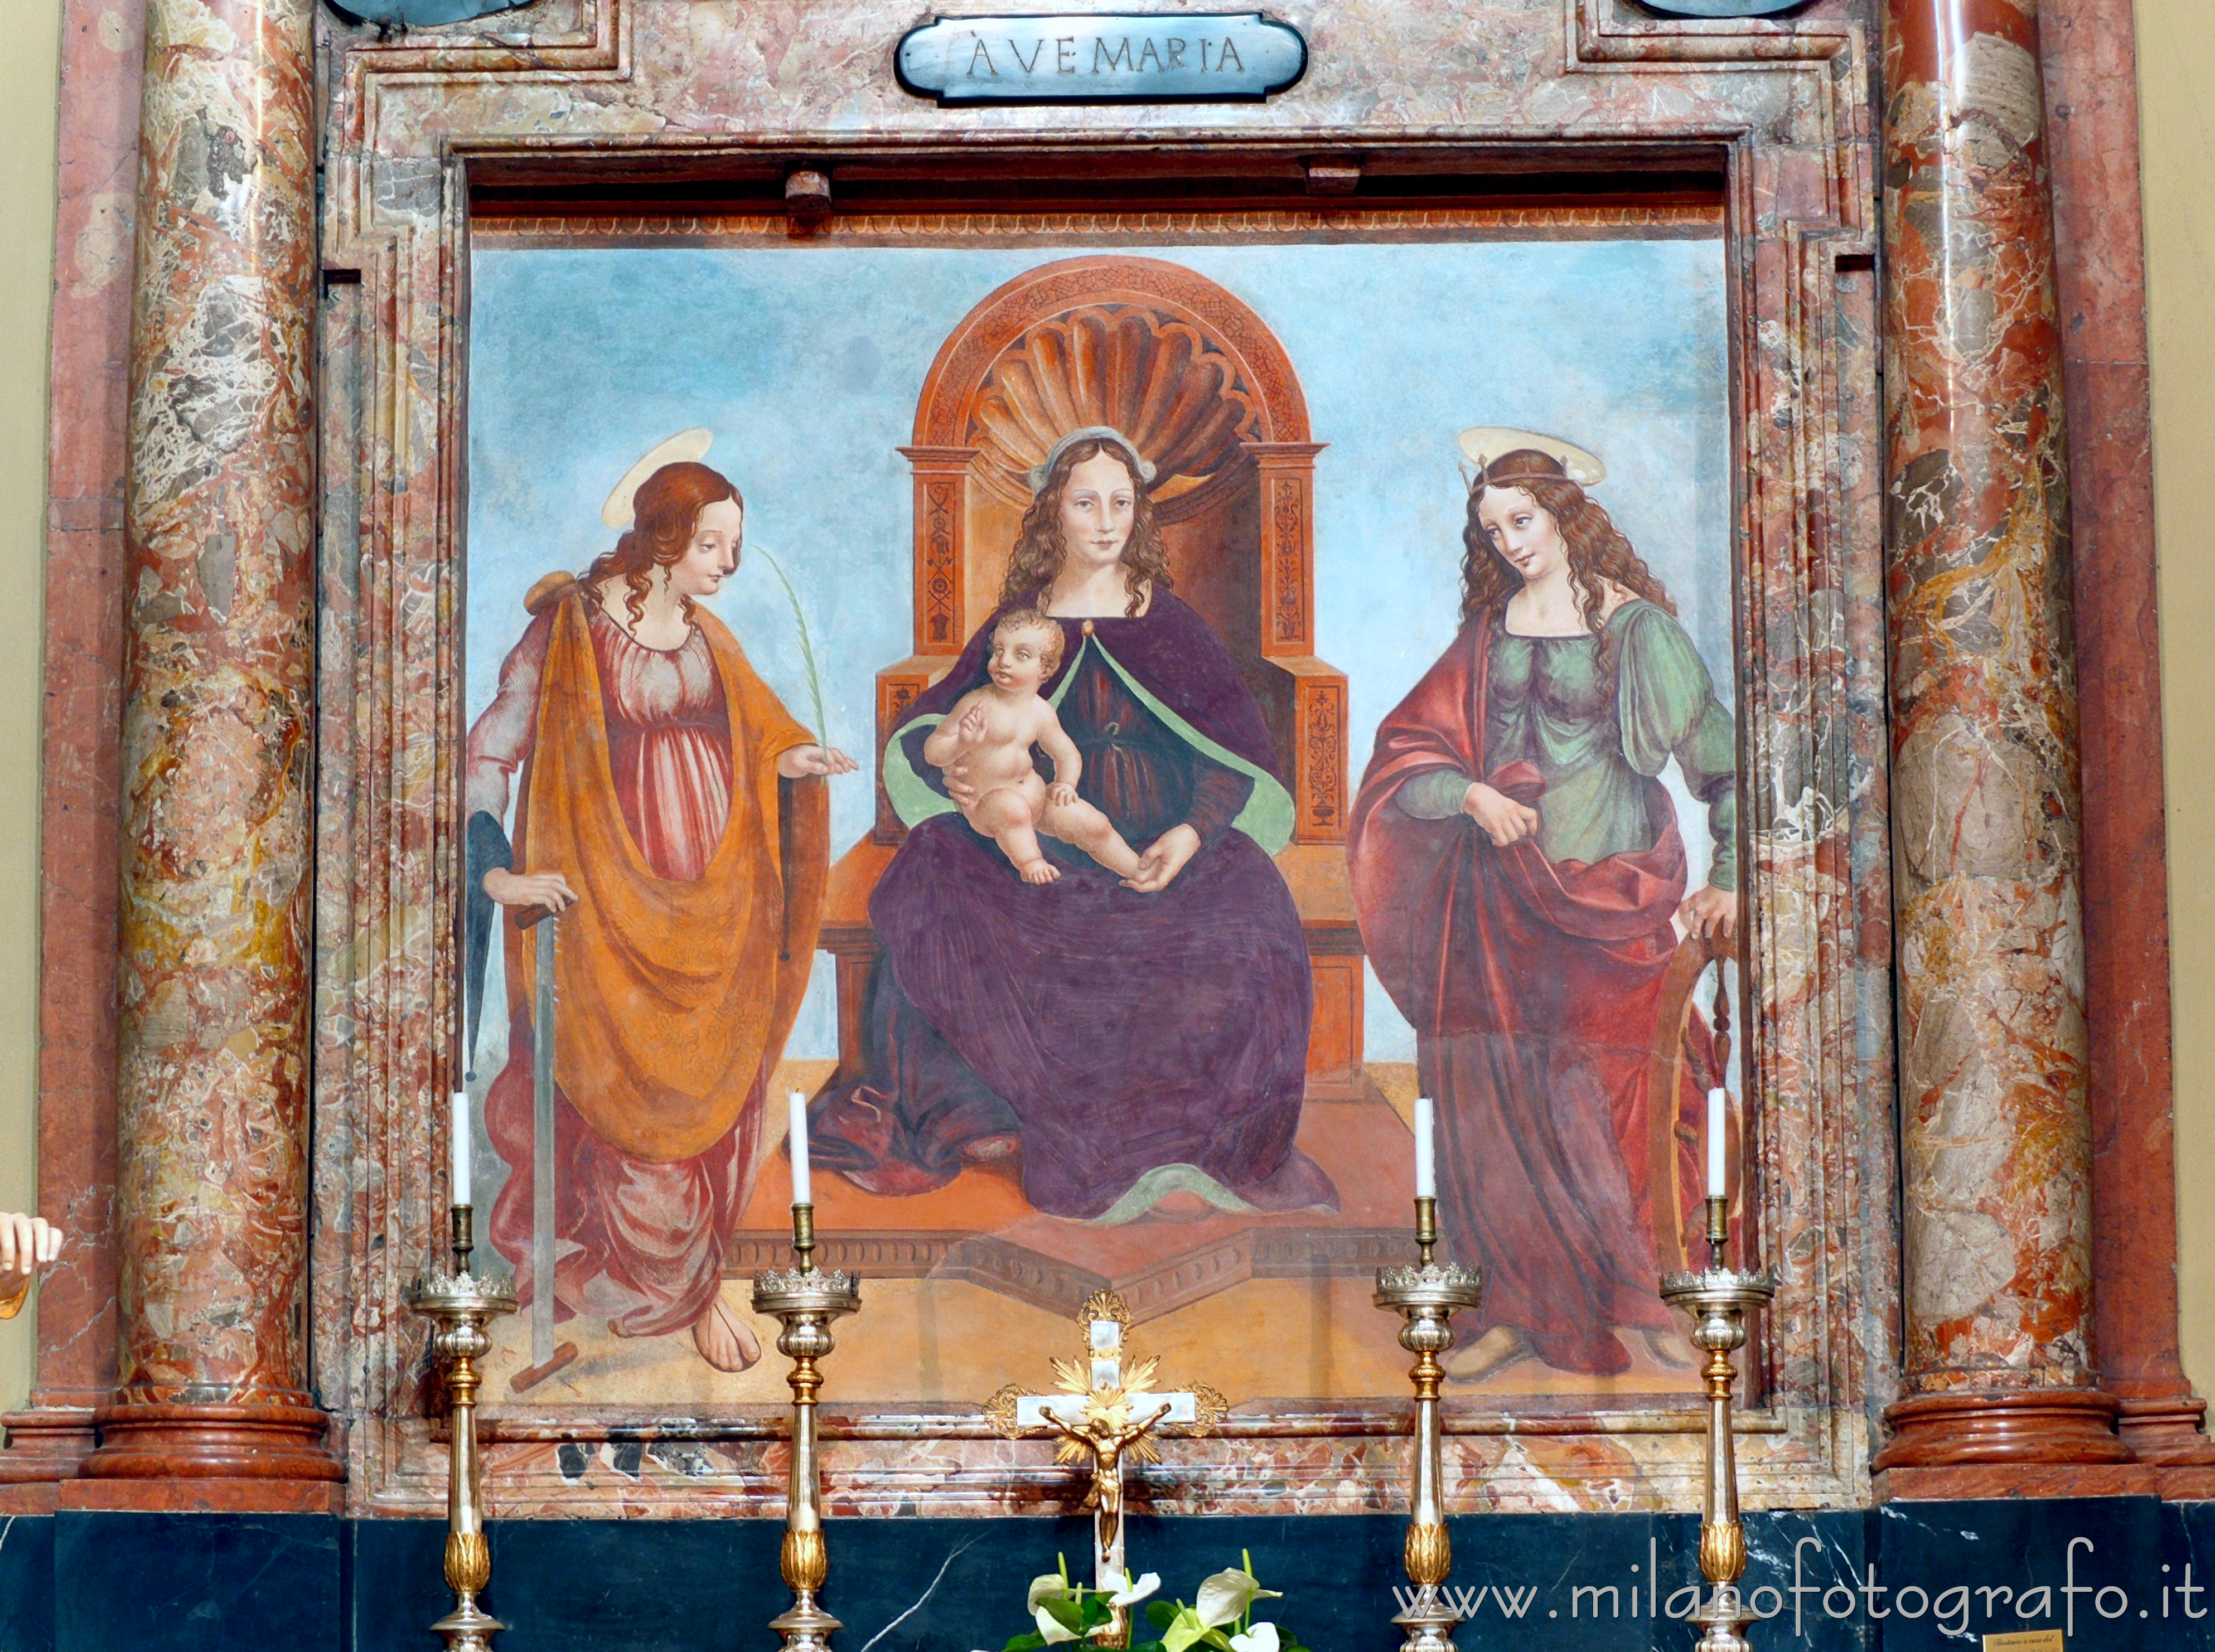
1662, 1011, 1774, 1652
789, 1089, 812, 1206
1413, 1097, 1435, 1200
452, 1090, 473, 1207
407, 1239, 518, 1648
1376, 1195, 1481, 1652
754, 1202, 861, 1652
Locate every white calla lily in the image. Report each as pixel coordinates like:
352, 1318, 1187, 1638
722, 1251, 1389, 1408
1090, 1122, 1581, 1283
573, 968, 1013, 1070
1194, 1569, 1283, 1629
1027, 1573, 1072, 1612
1102, 1569, 1161, 1607
1033, 1607, 1080, 1645
1230, 1625, 1280, 1652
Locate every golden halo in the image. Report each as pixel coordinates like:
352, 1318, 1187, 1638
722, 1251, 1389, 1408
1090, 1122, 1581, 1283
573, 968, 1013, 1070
1455, 426, 1605, 488
601, 428, 714, 528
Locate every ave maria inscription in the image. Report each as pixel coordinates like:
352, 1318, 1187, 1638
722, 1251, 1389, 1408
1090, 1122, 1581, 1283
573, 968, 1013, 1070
896, 13, 1307, 103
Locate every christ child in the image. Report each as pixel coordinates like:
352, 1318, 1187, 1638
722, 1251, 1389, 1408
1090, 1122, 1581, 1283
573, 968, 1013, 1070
922, 610, 1144, 885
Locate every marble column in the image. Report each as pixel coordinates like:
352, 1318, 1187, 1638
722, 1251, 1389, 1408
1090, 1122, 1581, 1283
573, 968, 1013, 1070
1871, 0, 2134, 1485
78, 0, 339, 1496
2043, 0, 2215, 1492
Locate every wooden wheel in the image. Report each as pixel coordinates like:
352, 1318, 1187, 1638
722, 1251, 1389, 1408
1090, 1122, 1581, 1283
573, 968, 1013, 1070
1647, 930, 1735, 1274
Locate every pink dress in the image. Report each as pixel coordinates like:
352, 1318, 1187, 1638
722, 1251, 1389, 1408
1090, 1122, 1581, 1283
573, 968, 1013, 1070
466, 603, 749, 1338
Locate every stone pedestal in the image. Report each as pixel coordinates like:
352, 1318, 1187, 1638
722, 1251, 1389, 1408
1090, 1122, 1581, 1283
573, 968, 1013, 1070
1873, 0, 2130, 1491
76, 0, 339, 1495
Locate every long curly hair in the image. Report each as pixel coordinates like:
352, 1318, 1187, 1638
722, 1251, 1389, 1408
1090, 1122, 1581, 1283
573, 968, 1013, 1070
586, 460, 743, 631
1459, 448, 1674, 670
997, 438, 1172, 618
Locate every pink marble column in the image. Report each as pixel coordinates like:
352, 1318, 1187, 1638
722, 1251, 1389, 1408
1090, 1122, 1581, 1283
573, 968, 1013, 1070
76, 0, 340, 1499
0, 0, 144, 1504
1870, 0, 2136, 1492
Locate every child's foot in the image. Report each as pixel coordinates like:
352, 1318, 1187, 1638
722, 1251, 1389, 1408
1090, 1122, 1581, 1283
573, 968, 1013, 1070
1017, 859, 1060, 884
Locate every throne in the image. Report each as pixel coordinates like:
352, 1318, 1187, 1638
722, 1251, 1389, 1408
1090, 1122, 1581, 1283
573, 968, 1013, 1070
819, 255, 1370, 1101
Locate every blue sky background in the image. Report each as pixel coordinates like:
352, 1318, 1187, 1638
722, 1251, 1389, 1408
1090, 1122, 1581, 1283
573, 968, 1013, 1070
468, 239, 1731, 1065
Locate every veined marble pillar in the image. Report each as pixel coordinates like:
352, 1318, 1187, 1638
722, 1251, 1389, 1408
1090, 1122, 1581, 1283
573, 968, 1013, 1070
1871, 0, 2132, 1485
79, 0, 339, 1495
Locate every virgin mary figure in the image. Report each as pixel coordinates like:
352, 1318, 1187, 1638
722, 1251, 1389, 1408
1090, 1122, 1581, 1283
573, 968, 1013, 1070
808, 428, 1337, 1221
464, 431, 856, 1372
1348, 432, 1737, 1381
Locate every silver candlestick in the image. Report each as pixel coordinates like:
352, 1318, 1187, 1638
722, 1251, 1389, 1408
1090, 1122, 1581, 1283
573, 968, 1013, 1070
753, 1203, 862, 1652
405, 1204, 520, 1652
1374, 1194, 1483, 1652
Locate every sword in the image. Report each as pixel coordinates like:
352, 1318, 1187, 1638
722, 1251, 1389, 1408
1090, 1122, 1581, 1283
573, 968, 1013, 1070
510, 908, 578, 1393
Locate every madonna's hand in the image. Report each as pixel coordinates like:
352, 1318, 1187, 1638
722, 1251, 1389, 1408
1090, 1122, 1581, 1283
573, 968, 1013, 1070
483, 867, 580, 913
779, 744, 860, 778
1677, 886, 1739, 942
1121, 823, 1201, 893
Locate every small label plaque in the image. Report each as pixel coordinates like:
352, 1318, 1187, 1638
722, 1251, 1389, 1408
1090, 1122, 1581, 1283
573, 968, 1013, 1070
1981, 1632, 2064, 1652
897, 12, 1307, 104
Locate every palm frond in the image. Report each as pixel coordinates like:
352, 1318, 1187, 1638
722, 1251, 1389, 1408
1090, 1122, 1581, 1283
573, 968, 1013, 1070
751, 541, 831, 746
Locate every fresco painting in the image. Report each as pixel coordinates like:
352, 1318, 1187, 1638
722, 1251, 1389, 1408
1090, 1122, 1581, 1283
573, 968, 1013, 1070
462, 235, 1735, 1410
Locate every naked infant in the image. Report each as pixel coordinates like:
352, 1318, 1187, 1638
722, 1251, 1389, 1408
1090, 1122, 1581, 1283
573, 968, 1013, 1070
922, 610, 1143, 885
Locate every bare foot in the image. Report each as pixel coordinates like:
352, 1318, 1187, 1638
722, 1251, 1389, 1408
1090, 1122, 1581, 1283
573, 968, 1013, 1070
960, 1133, 1021, 1164
692, 1293, 762, 1373
1637, 1327, 1696, 1370
1018, 859, 1060, 884
1441, 1326, 1535, 1384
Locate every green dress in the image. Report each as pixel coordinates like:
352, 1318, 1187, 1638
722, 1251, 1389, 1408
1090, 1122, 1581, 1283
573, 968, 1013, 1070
1395, 599, 1737, 889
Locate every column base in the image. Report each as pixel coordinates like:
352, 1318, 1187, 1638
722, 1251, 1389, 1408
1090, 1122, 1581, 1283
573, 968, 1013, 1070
2116, 1392, 2215, 1466
0, 1403, 99, 1486
1871, 1388, 2136, 1481
59, 1475, 344, 1514
1874, 1461, 2161, 1500
79, 1401, 345, 1486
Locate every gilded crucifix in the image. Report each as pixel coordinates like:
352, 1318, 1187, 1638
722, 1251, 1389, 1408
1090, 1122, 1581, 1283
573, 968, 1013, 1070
985, 1291, 1226, 1623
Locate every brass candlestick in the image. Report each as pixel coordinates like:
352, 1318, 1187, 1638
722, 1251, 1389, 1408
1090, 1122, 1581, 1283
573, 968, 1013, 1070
1374, 1194, 1483, 1652
404, 1204, 519, 1652
1660, 1193, 1777, 1652
753, 1203, 862, 1652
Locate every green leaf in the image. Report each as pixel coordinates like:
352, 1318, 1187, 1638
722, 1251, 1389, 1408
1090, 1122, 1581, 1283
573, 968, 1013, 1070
1042, 1598, 1087, 1634
1199, 1630, 1237, 1652
1004, 1634, 1047, 1651
1078, 1598, 1113, 1629
1147, 1602, 1179, 1630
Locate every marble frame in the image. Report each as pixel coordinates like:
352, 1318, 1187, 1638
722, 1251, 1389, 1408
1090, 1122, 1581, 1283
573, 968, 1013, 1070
313, 0, 1891, 1518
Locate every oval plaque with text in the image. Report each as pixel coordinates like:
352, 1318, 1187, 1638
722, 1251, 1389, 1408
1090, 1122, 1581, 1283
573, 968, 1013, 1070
897, 12, 1307, 103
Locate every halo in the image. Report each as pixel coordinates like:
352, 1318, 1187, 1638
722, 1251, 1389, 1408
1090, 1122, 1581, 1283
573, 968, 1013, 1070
601, 428, 714, 528
1026, 426, 1158, 493
1455, 426, 1605, 488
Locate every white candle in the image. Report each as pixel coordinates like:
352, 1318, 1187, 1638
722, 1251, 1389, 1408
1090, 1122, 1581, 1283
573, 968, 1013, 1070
1414, 1096, 1436, 1200
451, 1090, 473, 1208
789, 1089, 812, 1206
1706, 1088, 1729, 1200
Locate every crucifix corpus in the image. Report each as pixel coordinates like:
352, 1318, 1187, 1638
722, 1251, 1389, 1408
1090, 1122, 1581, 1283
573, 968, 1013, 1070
986, 1291, 1226, 1627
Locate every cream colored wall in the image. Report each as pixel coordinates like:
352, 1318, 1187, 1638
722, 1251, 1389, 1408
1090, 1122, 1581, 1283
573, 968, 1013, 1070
2141, 0, 2215, 1399
0, 1, 61, 1414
